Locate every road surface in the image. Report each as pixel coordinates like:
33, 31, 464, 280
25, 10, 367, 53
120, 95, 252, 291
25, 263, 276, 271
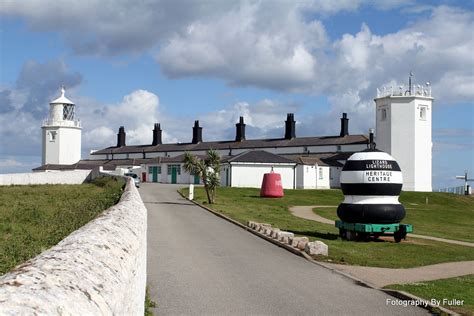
142, 183, 426, 315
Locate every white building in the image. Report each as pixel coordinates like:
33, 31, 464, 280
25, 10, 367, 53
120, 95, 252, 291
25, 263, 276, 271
375, 79, 433, 191
41, 87, 82, 165
35, 78, 433, 192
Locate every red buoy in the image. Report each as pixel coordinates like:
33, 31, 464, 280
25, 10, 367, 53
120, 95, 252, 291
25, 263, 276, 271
260, 172, 284, 198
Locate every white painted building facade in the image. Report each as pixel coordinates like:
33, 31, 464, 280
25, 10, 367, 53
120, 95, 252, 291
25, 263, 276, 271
41, 88, 82, 165
375, 81, 433, 191
36, 79, 434, 192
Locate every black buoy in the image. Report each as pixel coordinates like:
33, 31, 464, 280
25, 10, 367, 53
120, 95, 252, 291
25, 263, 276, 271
337, 129, 406, 224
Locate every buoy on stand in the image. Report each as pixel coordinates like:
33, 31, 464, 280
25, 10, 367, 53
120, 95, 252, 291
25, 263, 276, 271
335, 129, 413, 242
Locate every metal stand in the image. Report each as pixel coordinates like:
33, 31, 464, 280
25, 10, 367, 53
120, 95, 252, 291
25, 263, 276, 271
335, 220, 413, 243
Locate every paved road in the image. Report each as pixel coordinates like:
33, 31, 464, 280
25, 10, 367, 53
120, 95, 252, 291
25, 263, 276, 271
143, 183, 426, 315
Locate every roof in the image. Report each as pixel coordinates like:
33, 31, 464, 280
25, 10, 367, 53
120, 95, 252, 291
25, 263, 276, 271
283, 152, 351, 167
32, 160, 113, 171
50, 87, 74, 105
90, 134, 369, 155
224, 150, 296, 164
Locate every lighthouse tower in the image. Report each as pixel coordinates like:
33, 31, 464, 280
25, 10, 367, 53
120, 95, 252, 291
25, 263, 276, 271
41, 87, 82, 165
374, 74, 433, 192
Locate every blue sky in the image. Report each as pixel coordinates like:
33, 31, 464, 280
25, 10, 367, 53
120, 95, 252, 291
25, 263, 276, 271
0, 0, 472, 189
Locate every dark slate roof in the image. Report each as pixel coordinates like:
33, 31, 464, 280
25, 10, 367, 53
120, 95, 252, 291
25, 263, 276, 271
32, 161, 108, 171
90, 134, 368, 155
283, 152, 351, 167
223, 150, 296, 164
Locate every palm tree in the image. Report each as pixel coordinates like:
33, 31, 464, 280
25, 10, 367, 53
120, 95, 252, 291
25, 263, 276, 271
183, 149, 221, 204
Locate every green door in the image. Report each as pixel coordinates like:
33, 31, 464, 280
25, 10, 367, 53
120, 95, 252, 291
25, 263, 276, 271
171, 167, 177, 184
152, 167, 158, 182
194, 174, 200, 184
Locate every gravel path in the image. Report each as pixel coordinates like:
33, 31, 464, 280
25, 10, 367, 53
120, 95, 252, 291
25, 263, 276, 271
142, 184, 426, 315
289, 205, 474, 286
325, 261, 474, 287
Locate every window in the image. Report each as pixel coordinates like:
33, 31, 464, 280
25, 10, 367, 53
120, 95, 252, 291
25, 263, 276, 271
336, 145, 342, 152
149, 166, 162, 174
63, 104, 75, 120
167, 164, 181, 175
381, 108, 387, 121
419, 106, 427, 120
318, 167, 323, 180
49, 131, 57, 142
329, 168, 333, 180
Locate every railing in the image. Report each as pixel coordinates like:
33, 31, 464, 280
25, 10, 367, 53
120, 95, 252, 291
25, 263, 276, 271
437, 185, 471, 195
377, 84, 432, 98
42, 119, 81, 127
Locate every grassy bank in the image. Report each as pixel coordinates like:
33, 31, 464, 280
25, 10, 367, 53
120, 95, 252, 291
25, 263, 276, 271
0, 176, 124, 275
385, 275, 474, 315
182, 187, 474, 268
314, 191, 473, 242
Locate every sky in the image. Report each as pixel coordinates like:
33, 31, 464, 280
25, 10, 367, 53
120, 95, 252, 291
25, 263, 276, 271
0, 0, 473, 189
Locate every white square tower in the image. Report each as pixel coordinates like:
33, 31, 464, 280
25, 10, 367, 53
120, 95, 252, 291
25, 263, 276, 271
374, 78, 433, 192
41, 87, 82, 165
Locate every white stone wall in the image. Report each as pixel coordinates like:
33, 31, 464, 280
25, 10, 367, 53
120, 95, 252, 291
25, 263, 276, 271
0, 178, 147, 315
0, 170, 92, 186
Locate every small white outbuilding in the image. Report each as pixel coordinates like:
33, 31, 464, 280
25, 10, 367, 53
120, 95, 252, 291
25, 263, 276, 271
220, 151, 297, 189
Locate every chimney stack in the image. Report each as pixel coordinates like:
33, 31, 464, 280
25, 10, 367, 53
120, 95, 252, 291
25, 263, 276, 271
340, 113, 349, 137
235, 116, 246, 142
284, 113, 296, 139
152, 123, 162, 145
117, 126, 126, 147
192, 120, 202, 144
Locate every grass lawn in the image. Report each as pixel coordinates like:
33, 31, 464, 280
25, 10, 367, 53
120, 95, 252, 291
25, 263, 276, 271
182, 186, 474, 268
313, 191, 474, 243
385, 275, 474, 315
0, 176, 124, 275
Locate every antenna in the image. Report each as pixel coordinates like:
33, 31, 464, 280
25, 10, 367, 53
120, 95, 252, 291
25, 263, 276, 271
368, 128, 376, 150
408, 71, 414, 95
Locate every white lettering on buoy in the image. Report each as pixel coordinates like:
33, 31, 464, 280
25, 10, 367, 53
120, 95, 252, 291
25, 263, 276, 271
365, 170, 393, 183
365, 160, 393, 170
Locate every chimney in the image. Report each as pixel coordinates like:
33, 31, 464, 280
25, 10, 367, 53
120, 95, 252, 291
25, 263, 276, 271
340, 113, 349, 137
284, 113, 296, 139
192, 120, 202, 144
152, 123, 162, 145
117, 126, 126, 147
235, 116, 246, 142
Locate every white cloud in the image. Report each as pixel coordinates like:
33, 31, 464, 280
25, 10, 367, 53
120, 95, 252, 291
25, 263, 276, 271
157, 2, 325, 91
80, 89, 160, 149
0, 158, 25, 168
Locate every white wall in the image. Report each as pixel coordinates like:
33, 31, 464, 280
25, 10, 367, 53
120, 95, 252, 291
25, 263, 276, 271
330, 167, 342, 188
0, 178, 147, 315
296, 165, 316, 189
42, 126, 81, 165
316, 166, 330, 189
0, 170, 92, 186
296, 165, 330, 189
58, 127, 82, 164
230, 163, 295, 189
375, 96, 433, 191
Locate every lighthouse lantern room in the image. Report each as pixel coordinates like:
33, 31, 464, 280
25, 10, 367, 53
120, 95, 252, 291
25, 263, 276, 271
41, 87, 82, 165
